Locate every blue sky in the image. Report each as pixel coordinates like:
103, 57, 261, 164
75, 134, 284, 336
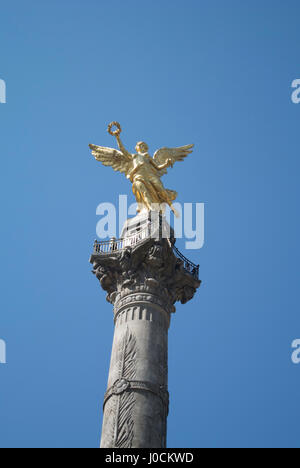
0, 0, 299, 448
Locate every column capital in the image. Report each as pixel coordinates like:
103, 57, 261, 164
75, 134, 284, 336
90, 236, 201, 314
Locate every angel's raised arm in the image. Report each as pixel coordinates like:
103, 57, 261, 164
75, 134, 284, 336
115, 134, 132, 161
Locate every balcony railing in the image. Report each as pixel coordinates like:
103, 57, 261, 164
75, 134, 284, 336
93, 225, 151, 254
172, 244, 199, 279
93, 225, 199, 279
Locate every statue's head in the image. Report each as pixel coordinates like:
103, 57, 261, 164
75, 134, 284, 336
135, 141, 149, 154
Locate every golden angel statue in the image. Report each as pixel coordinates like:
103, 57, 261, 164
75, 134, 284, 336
89, 122, 194, 216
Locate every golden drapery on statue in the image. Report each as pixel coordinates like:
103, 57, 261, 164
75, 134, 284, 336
89, 122, 194, 217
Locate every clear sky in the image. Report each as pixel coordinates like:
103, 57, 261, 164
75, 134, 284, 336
0, 0, 299, 448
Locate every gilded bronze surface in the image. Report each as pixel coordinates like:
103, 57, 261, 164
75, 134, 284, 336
89, 122, 194, 216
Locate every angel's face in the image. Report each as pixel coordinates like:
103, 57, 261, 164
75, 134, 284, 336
136, 142, 148, 154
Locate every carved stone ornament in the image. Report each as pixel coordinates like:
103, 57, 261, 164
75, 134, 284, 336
104, 378, 170, 414
90, 236, 201, 313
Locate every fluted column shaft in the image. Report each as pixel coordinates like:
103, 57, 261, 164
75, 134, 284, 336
101, 292, 170, 448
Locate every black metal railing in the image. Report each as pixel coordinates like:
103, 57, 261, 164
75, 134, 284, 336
172, 244, 199, 279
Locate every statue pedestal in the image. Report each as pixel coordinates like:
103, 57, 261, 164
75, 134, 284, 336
90, 213, 200, 448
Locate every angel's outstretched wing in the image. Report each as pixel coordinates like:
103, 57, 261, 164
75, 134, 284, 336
89, 144, 133, 175
153, 144, 194, 175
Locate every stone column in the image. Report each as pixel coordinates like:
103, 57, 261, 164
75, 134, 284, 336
90, 221, 200, 448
